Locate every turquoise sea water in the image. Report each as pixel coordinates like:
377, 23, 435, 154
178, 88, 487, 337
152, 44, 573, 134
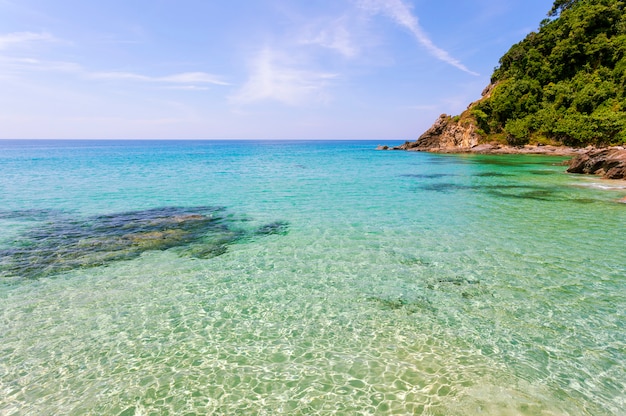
0, 140, 624, 415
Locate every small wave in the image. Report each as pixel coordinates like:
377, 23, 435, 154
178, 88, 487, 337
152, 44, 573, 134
576, 182, 626, 190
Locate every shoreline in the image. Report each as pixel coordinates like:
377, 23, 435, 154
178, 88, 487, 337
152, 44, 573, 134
410, 143, 585, 156
377, 143, 626, 201
378, 143, 626, 176
377, 143, 590, 156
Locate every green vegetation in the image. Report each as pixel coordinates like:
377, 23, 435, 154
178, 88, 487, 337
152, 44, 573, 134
470, 0, 626, 146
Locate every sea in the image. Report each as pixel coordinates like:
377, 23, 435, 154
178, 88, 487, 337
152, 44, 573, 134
0, 139, 624, 415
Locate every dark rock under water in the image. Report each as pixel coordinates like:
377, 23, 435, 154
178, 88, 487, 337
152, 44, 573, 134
254, 220, 290, 236
400, 173, 458, 179
413, 182, 587, 202
0, 206, 288, 279
368, 295, 435, 314
472, 172, 513, 177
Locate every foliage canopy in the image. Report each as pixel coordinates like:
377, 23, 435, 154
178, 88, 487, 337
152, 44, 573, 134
471, 0, 626, 146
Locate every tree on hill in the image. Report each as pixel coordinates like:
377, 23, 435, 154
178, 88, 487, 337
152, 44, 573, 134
549, 0, 580, 16
470, 0, 626, 147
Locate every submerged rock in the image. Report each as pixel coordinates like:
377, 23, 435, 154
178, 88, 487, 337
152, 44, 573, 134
255, 220, 289, 236
0, 206, 288, 279
368, 295, 435, 314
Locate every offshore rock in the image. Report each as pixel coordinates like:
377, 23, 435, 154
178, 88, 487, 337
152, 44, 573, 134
392, 114, 481, 151
566, 148, 626, 179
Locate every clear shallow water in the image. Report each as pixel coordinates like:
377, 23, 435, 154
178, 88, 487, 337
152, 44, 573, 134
0, 140, 624, 415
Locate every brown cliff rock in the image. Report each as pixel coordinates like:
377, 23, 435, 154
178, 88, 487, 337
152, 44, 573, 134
566, 148, 626, 179
393, 114, 481, 151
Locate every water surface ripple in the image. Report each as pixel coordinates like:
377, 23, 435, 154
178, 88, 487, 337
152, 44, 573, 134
0, 140, 624, 415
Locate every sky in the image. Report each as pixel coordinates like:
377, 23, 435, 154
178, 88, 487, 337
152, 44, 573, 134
0, 0, 555, 140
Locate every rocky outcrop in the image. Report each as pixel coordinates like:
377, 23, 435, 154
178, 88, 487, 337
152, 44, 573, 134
386, 113, 582, 155
389, 84, 499, 152
392, 114, 481, 151
566, 148, 626, 179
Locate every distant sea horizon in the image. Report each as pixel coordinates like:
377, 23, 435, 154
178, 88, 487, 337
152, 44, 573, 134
0, 138, 405, 142
1, 139, 624, 415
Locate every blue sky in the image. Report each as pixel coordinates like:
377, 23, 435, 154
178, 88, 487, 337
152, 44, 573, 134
0, 0, 554, 139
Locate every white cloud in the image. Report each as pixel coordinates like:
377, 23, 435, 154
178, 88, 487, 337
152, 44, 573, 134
358, 0, 478, 76
159, 72, 229, 86
0, 55, 227, 89
90, 71, 229, 86
0, 31, 56, 50
299, 18, 359, 58
230, 48, 338, 106
0, 56, 83, 76
162, 85, 211, 91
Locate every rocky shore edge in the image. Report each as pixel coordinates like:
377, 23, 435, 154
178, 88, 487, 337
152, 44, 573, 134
378, 141, 626, 178
377, 142, 586, 156
376, 113, 626, 183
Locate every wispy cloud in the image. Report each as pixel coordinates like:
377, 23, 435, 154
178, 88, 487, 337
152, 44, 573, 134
0, 56, 83, 76
230, 48, 338, 106
162, 85, 211, 91
0, 31, 56, 50
299, 18, 359, 58
90, 71, 229, 86
358, 0, 478, 76
0, 55, 228, 87
0, 30, 227, 89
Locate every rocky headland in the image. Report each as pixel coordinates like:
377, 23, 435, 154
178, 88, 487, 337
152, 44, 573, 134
375, 0, 626, 184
